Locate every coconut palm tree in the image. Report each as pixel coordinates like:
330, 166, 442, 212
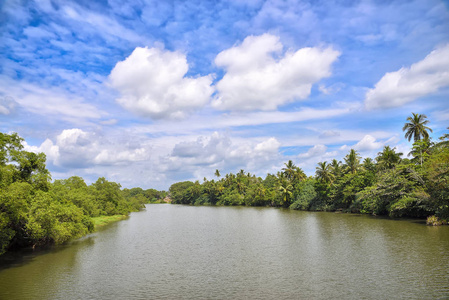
278, 180, 293, 207
282, 160, 296, 181
362, 157, 376, 172
408, 139, 432, 166
315, 161, 334, 184
293, 167, 306, 182
376, 146, 403, 170
214, 169, 221, 178
403, 113, 433, 142
330, 159, 343, 177
435, 127, 449, 148
344, 149, 361, 174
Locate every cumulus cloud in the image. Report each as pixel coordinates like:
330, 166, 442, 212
298, 144, 327, 158
167, 132, 281, 178
254, 137, 280, 153
212, 34, 340, 111
297, 144, 338, 173
340, 134, 385, 154
109, 47, 214, 119
172, 132, 231, 164
353, 134, 383, 151
52, 129, 99, 168
365, 43, 449, 109
27, 129, 150, 169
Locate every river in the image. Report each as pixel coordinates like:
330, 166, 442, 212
0, 204, 448, 299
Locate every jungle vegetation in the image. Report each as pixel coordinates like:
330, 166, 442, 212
0, 132, 164, 255
1, 113, 447, 255
168, 114, 448, 225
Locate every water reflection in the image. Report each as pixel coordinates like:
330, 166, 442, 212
0, 205, 448, 300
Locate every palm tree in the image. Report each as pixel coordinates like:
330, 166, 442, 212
214, 169, 221, 178
403, 113, 433, 142
435, 127, 449, 148
315, 161, 334, 184
408, 139, 432, 166
278, 180, 293, 207
282, 160, 296, 181
330, 159, 342, 177
344, 149, 361, 174
362, 157, 376, 172
293, 167, 306, 182
236, 180, 246, 193
376, 146, 403, 169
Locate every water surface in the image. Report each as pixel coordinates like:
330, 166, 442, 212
1, 204, 448, 299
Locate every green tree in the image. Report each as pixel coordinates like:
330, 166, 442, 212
290, 179, 317, 211
344, 149, 361, 174
169, 181, 195, 204
376, 146, 403, 170
293, 166, 306, 183
409, 139, 432, 166
330, 159, 343, 178
278, 179, 293, 207
437, 127, 449, 147
422, 146, 449, 218
362, 157, 376, 173
0, 132, 24, 165
282, 160, 296, 181
402, 113, 433, 142
356, 166, 430, 217
315, 161, 334, 184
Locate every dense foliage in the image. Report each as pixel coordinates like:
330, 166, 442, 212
168, 116, 448, 225
0, 132, 159, 255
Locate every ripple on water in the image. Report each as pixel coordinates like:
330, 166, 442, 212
0, 205, 448, 300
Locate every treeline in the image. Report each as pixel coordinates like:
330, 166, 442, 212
169, 114, 448, 225
0, 132, 161, 255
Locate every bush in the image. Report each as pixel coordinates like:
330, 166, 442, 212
426, 215, 447, 226
290, 180, 317, 211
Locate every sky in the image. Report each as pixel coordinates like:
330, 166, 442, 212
1, 0, 448, 190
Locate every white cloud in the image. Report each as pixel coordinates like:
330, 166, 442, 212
296, 144, 340, 173
28, 129, 151, 169
212, 34, 340, 111
61, 4, 144, 44
109, 47, 214, 119
0, 75, 103, 122
0, 96, 17, 115
318, 83, 344, 95
298, 144, 327, 158
353, 134, 383, 151
53, 129, 99, 168
167, 132, 282, 180
365, 43, 449, 109
254, 137, 280, 153
123, 107, 352, 139
319, 130, 341, 138
94, 148, 148, 165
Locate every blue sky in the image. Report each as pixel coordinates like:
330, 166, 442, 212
1, 0, 448, 190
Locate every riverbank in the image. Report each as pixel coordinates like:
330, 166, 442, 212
91, 215, 129, 230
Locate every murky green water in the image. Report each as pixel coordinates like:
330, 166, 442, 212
1, 204, 448, 299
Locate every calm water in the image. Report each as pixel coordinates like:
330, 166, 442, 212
1, 204, 448, 299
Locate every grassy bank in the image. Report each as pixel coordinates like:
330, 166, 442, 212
91, 215, 129, 230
